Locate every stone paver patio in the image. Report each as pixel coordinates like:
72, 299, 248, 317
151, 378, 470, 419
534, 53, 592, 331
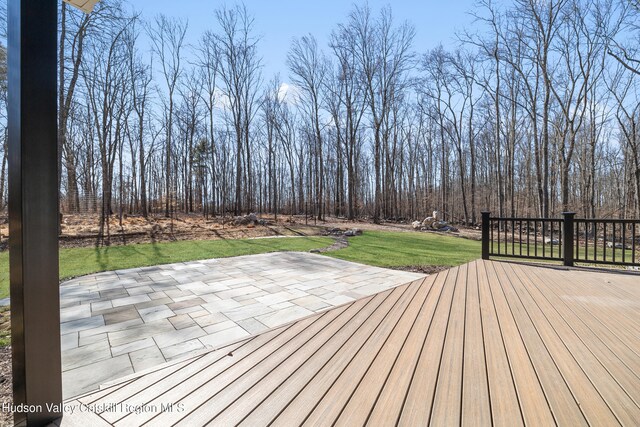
59, 252, 424, 398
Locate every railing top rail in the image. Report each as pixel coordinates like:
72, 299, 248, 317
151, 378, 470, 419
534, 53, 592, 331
574, 218, 640, 224
488, 216, 640, 224
489, 217, 563, 222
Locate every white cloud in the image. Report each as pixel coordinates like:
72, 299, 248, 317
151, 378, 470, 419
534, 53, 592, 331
278, 82, 301, 105
214, 87, 231, 110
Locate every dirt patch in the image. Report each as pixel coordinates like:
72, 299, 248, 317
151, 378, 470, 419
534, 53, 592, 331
320, 217, 483, 240
0, 214, 329, 249
311, 235, 350, 253
0, 213, 480, 249
0, 307, 11, 426
394, 265, 453, 275
0, 346, 10, 427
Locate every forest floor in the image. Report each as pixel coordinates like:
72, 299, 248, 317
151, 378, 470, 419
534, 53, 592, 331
0, 212, 481, 250
0, 307, 9, 427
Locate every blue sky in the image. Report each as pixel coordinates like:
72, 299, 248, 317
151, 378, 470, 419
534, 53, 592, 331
130, 1, 478, 79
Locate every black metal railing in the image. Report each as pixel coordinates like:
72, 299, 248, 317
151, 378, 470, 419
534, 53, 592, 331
481, 212, 640, 268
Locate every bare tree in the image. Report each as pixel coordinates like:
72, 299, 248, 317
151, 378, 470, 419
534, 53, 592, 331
213, 4, 262, 215
287, 34, 329, 220
608, 0, 640, 75
81, 10, 132, 244
148, 14, 187, 218
348, 4, 415, 222
125, 19, 153, 217
197, 30, 219, 216
329, 22, 369, 220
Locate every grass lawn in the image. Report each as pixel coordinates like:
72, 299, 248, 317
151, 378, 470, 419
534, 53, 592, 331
0, 236, 333, 299
325, 231, 481, 268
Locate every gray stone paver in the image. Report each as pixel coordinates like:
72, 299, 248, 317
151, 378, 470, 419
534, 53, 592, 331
161, 338, 205, 360
111, 337, 155, 356
59, 251, 424, 399
199, 326, 250, 348
78, 332, 108, 347
60, 333, 78, 351
62, 355, 133, 399
169, 314, 197, 330
62, 340, 112, 371
255, 305, 315, 328
236, 317, 269, 334
129, 346, 165, 372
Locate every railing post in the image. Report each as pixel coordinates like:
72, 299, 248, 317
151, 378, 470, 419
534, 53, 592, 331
482, 211, 490, 260
563, 212, 575, 267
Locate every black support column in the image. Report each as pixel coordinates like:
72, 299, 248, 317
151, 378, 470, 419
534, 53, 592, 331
8, 1, 62, 426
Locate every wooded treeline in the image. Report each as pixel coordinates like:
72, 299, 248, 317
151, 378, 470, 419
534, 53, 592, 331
0, 0, 639, 237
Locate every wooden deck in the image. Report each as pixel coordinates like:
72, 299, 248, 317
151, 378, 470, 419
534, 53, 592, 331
59, 260, 640, 426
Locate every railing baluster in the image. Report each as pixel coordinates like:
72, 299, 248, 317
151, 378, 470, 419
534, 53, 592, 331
505, 220, 508, 255
613, 222, 616, 263
489, 221, 494, 254
576, 220, 580, 260
527, 220, 530, 257
559, 219, 563, 259
542, 220, 546, 258
633, 222, 637, 266
622, 224, 627, 264
603, 222, 607, 262
585, 221, 589, 262
533, 220, 538, 258
593, 220, 597, 262
512, 219, 515, 256
550, 220, 554, 258
497, 219, 500, 255
519, 220, 522, 256
491, 219, 494, 255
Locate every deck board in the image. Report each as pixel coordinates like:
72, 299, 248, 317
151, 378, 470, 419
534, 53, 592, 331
461, 262, 491, 427
486, 260, 557, 426
363, 275, 444, 426
58, 260, 640, 427
237, 287, 407, 426
332, 277, 433, 426
476, 260, 524, 427
513, 264, 640, 397
397, 267, 458, 426
506, 263, 640, 425
429, 262, 466, 426
494, 263, 590, 426
217, 284, 421, 426
540, 268, 640, 353
288, 279, 420, 426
